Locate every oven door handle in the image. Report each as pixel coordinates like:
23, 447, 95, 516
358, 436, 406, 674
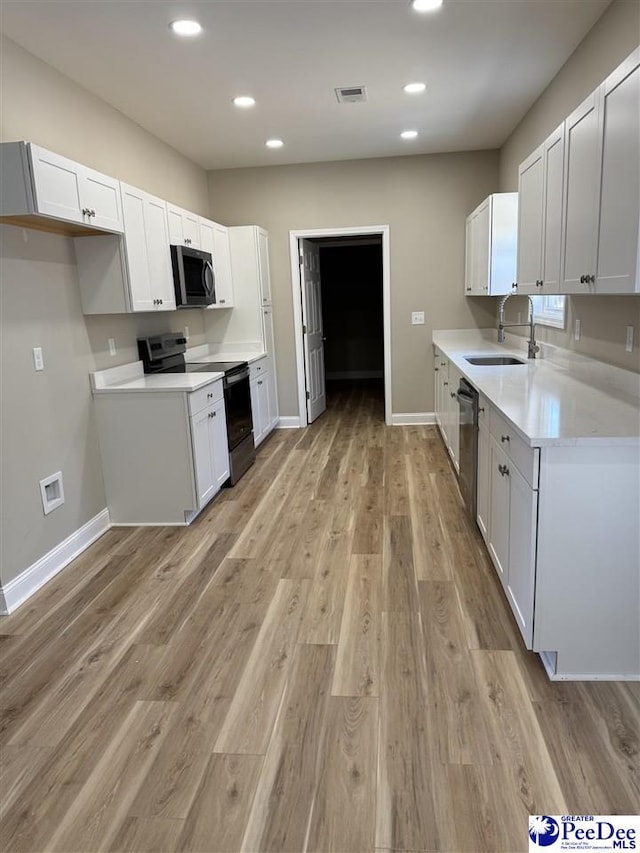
225, 368, 250, 386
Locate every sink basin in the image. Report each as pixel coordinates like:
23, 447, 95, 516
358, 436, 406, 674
465, 355, 527, 366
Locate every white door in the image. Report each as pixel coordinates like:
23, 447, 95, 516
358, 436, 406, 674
472, 200, 491, 293
120, 185, 154, 312
488, 438, 510, 588
300, 239, 326, 424
541, 124, 565, 292
81, 166, 123, 233
211, 399, 230, 488
258, 229, 271, 304
213, 223, 234, 307
191, 408, 216, 508
29, 145, 84, 225
595, 51, 639, 294
561, 91, 601, 292
506, 463, 537, 649
516, 145, 544, 293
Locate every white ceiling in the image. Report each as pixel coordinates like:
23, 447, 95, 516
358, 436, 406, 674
0, 0, 612, 171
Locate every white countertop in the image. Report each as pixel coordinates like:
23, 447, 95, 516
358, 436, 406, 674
90, 362, 224, 394
433, 330, 640, 447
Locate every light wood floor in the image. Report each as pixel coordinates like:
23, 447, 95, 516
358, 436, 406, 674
1, 386, 638, 853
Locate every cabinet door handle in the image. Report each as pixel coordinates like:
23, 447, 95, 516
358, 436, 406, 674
478, 406, 485, 413
82, 207, 90, 216
587, 274, 595, 284
219, 299, 225, 304
443, 381, 448, 387
450, 391, 456, 398
257, 380, 263, 386
512, 282, 518, 290
434, 367, 439, 372
501, 434, 510, 443
207, 392, 213, 399
498, 463, 510, 477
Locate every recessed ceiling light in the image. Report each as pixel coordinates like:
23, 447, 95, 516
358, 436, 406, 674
170, 19, 202, 36
234, 96, 256, 108
412, 0, 443, 11
401, 130, 419, 140
404, 82, 426, 94
266, 139, 284, 149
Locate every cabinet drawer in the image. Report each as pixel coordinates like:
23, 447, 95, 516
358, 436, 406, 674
489, 407, 539, 488
188, 379, 223, 416
250, 357, 270, 380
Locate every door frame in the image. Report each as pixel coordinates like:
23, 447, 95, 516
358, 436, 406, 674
289, 225, 391, 426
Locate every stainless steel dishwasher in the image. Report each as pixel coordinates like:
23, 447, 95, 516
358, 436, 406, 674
456, 378, 479, 521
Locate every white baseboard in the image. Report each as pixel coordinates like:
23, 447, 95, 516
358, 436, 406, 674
0, 508, 111, 615
391, 412, 436, 426
277, 416, 302, 429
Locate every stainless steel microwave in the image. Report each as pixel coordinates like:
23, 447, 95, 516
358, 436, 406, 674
170, 244, 216, 308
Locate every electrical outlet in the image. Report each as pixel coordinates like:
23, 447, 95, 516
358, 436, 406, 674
108, 338, 117, 357
411, 311, 425, 325
625, 326, 634, 353
33, 346, 44, 371
574, 318, 581, 341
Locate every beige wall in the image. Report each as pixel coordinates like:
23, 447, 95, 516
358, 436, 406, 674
499, 0, 640, 371
207, 153, 498, 416
0, 37, 212, 586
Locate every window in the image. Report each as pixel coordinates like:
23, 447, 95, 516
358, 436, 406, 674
531, 294, 566, 329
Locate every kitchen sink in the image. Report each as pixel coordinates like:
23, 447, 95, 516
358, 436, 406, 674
464, 355, 527, 366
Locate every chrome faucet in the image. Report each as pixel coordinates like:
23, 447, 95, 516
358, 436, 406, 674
497, 293, 540, 359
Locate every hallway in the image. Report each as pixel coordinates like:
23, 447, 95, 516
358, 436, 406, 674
1, 387, 638, 852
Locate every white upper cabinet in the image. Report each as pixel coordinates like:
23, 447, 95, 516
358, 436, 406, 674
515, 47, 640, 296
464, 193, 517, 296
516, 124, 564, 295
199, 218, 234, 308
76, 182, 174, 314
560, 90, 602, 292
0, 142, 123, 233
167, 203, 200, 247
120, 183, 175, 311
594, 49, 639, 294
257, 227, 272, 304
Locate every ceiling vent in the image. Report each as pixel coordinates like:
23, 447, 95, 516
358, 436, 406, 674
335, 85, 367, 104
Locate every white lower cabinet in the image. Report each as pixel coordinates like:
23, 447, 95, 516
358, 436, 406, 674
485, 412, 538, 649
434, 349, 461, 472
250, 358, 274, 446
476, 397, 490, 542
191, 397, 230, 508
93, 379, 228, 524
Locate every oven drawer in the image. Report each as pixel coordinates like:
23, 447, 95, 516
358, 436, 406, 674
489, 407, 539, 488
188, 379, 223, 416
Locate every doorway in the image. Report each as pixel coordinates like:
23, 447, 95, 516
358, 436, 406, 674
289, 226, 391, 426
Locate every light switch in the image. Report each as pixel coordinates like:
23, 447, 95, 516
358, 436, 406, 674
33, 346, 44, 371
412, 311, 425, 325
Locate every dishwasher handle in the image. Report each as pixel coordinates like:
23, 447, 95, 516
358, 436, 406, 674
456, 389, 476, 404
